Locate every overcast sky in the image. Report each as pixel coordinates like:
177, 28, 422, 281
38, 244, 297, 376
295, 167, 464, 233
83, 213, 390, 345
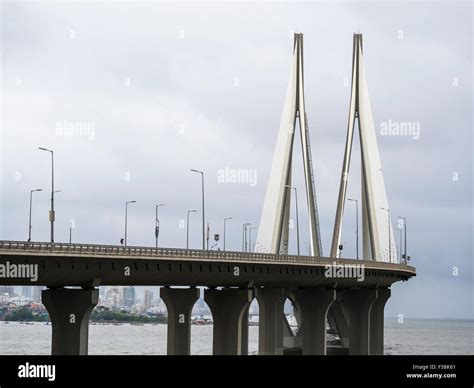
1, 1, 472, 319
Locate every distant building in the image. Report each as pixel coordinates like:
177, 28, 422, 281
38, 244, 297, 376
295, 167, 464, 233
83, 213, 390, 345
105, 288, 121, 308
32, 286, 45, 302
143, 289, 153, 311
0, 286, 15, 296
121, 286, 136, 308
22, 286, 32, 299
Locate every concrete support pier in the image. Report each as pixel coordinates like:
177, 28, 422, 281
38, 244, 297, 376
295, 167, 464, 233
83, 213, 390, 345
205, 288, 254, 355
160, 287, 199, 355
342, 288, 378, 355
42, 287, 98, 355
292, 288, 336, 355
255, 287, 286, 355
370, 288, 391, 355
328, 299, 350, 348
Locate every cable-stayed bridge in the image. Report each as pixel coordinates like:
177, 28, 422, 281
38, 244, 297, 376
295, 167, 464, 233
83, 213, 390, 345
0, 33, 415, 356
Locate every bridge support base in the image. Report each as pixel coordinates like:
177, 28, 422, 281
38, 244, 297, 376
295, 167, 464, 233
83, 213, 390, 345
160, 287, 200, 355
292, 288, 336, 355
370, 288, 391, 355
342, 288, 378, 355
42, 287, 98, 355
205, 288, 253, 355
256, 287, 286, 355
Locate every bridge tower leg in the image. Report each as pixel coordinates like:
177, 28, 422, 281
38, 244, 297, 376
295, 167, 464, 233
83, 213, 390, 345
42, 287, 98, 355
292, 288, 336, 355
255, 287, 286, 355
370, 288, 391, 355
204, 288, 254, 355
160, 287, 199, 355
341, 288, 378, 355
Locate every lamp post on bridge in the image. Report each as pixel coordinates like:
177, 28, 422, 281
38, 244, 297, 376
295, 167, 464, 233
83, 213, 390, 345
347, 198, 359, 260
223, 217, 232, 251
398, 216, 408, 264
28, 188, 42, 242
124, 200, 136, 247
285, 185, 300, 255
155, 203, 165, 248
242, 223, 250, 252
38, 147, 55, 243
69, 219, 75, 244
190, 169, 205, 250
186, 210, 197, 249
249, 226, 256, 253
380, 207, 392, 262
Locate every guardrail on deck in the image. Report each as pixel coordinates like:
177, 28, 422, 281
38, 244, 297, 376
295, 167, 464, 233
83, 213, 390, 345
0, 240, 415, 273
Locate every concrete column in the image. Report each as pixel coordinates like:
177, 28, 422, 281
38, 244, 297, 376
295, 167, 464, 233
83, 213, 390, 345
160, 287, 199, 355
370, 288, 391, 355
292, 288, 336, 355
328, 300, 350, 348
341, 288, 378, 355
205, 288, 254, 355
42, 287, 98, 355
241, 308, 249, 355
255, 287, 286, 355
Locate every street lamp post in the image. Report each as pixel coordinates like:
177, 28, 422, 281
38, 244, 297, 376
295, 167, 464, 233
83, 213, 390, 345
249, 226, 256, 253
187, 210, 197, 249
242, 223, 250, 252
155, 204, 165, 248
398, 216, 407, 264
398, 227, 402, 263
206, 222, 210, 251
347, 198, 359, 260
190, 169, 205, 250
380, 207, 391, 262
69, 219, 75, 244
124, 200, 136, 247
38, 147, 54, 242
28, 189, 42, 242
285, 185, 300, 255
223, 217, 232, 251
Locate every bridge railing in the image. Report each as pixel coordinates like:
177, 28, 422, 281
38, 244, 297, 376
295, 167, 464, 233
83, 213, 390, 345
0, 240, 415, 272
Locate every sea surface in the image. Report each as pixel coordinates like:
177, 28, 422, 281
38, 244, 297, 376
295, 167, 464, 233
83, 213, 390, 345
0, 318, 472, 355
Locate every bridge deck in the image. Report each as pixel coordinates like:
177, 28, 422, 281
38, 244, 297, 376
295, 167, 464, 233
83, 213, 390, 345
0, 240, 415, 288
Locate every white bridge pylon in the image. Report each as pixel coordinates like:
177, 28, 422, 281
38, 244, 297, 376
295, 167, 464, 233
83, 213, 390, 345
331, 34, 397, 262
255, 33, 322, 256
